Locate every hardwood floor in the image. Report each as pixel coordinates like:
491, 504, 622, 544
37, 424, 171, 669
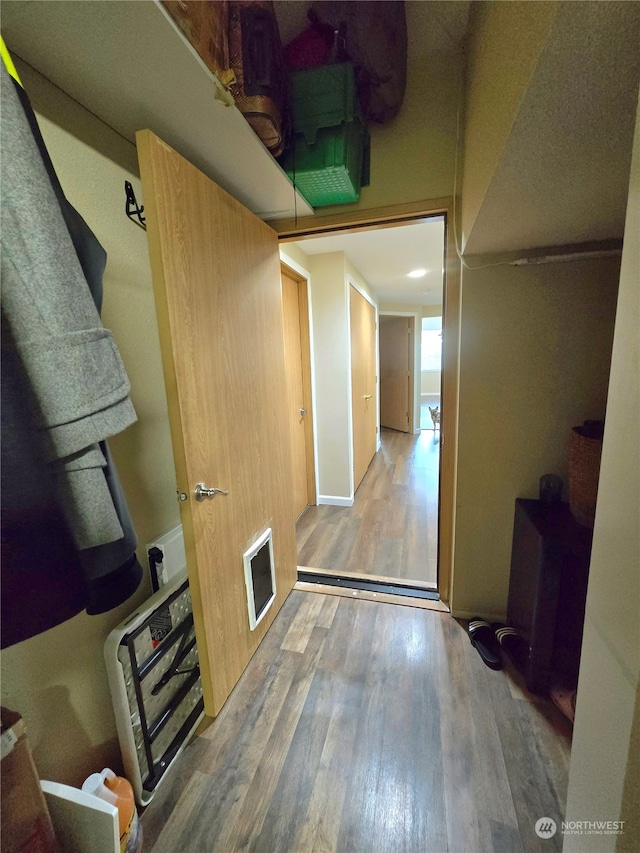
142, 591, 572, 853
297, 428, 439, 585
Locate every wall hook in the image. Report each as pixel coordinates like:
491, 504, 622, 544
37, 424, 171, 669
125, 180, 146, 230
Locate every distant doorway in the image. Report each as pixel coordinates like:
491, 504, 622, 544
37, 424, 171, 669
380, 315, 414, 433
420, 316, 442, 431
277, 203, 460, 608
281, 263, 316, 520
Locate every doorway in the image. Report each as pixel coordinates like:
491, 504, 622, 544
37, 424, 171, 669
379, 315, 413, 433
275, 207, 458, 604
281, 262, 316, 520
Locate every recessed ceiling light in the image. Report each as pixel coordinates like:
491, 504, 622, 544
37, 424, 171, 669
407, 268, 427, 278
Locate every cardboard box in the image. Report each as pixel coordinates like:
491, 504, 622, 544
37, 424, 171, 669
1, 708, 59, 853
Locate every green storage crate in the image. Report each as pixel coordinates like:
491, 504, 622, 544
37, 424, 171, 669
290, 62, 358, 145
284, 118, 370, 207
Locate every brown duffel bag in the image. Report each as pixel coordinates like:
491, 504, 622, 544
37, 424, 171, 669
228, 0, 286, 157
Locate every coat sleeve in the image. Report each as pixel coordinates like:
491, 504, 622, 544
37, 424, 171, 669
1, 66, 137, 549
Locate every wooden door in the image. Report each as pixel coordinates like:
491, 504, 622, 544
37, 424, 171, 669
350, 285, 377, 491
281, 267, 314, 519
137, 130, 297, 716
380, 316, 411, 432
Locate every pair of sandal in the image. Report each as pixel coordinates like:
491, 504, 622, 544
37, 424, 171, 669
468, 619, 529, 672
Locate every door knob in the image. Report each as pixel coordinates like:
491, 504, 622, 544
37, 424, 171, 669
299, 408, 307, 415
363, 394, 373, 400
194, 483, 229, 502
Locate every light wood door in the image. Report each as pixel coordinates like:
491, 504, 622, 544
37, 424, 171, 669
380, 316, 411, 432
281, 268, 312, 519
137, 130, 297, 716
350, 285, 377, 491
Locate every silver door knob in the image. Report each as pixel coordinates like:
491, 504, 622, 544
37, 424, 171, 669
194, 483, 229, 502
299, 408, 307, 415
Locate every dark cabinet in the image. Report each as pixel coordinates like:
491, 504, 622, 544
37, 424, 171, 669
507, 499, 593, 694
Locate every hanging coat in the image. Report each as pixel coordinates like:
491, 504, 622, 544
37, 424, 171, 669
1, 63, 143, 646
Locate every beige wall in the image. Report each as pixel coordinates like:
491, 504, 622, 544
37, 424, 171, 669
0, 63, 179, 785
421, 371, 441, 396
422, 304, 443, 319
564, 101, 639, 852
461, 1, 558, 249
282, 247, 380, 499
305, 252, 379, 500
452, 255, 619, 619
345, 258, 376, 305
280, 241, 311, 272
308, 252, 352, 500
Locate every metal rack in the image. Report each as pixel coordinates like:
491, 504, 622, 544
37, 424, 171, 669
105, 572, 204, 806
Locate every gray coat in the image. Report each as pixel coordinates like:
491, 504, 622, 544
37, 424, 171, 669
1, 66, 137, 550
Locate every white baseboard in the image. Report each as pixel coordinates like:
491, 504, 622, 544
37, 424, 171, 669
318, 495, 354, 507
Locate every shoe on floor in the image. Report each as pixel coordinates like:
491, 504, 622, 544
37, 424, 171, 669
492, 623, 529, 675
468, 619, 503, 670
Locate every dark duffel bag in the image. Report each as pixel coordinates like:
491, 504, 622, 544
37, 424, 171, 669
311, 0, 407, 124
229, 0, 287, 157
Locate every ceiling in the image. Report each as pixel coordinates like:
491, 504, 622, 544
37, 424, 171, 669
274, 1, 471, 55
464, 1, 640, 255
280, 2, 639, 291
275, 2, 467, 308
292, 217, 446, 307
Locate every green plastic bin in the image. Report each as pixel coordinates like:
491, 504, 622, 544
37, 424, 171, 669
284, 118, 370, 207
290, 62, 358, 145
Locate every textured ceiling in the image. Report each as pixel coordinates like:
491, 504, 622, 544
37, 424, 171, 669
464, 1, 640, 255
284, 1, 639, 285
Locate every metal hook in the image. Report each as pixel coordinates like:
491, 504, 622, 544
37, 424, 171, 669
125, 180, 146, 230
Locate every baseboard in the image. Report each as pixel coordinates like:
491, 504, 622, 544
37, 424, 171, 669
451, 609, 506, 623
318, 495, 354, 507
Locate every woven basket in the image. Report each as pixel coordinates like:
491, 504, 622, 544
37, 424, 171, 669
568, 422, 604, 527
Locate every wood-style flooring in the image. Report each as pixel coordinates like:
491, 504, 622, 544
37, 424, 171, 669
297, 428, 439, 586
142, 591, 572, 853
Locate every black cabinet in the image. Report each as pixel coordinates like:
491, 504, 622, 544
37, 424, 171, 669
507, 499, 592, 694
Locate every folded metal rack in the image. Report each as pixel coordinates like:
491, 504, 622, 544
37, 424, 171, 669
105, 572, 204, 806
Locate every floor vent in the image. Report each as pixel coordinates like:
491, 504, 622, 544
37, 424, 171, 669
297, 571, 440, 601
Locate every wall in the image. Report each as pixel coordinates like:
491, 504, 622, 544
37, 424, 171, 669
421, 372, 441, 396
452, 255, 620, 619
308, 252, 352, 501
345, 257, 377, 305
461, 1, 558, 249
564, 100, 639, 853
0, 62, 179, 785
280, 241, 311, 273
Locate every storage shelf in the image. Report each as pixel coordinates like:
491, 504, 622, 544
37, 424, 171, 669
1, 0, 313, 221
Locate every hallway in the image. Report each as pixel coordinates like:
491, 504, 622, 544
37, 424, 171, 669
141, 591, 572, 853
297, 428, 439, 586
